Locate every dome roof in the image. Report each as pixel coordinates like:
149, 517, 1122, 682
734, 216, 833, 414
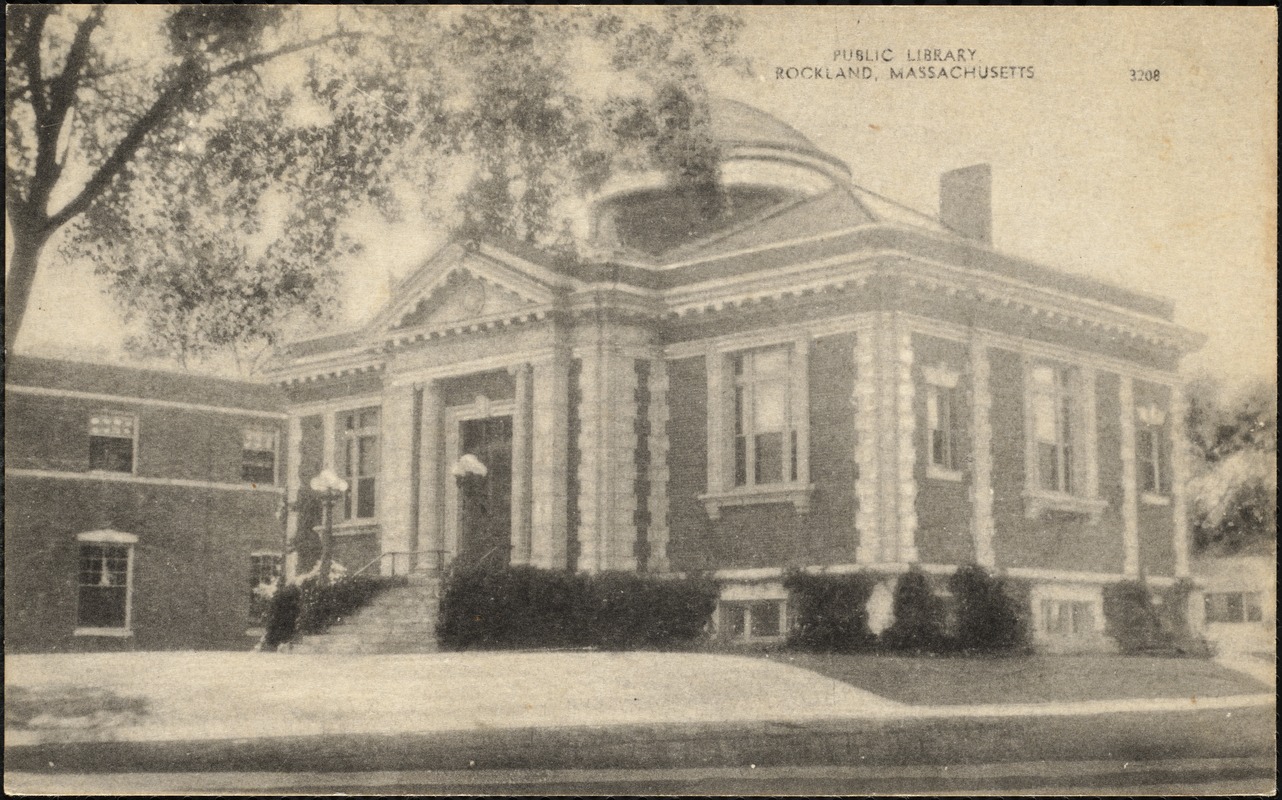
583, 99, 851, 258
706, 98, 847, 174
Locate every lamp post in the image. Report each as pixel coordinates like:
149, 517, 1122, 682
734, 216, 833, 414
309, 468, 348, 588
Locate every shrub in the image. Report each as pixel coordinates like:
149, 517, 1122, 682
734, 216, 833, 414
436, 565, 718, 651
783, 571, 878, 653
1103, 579, 1211, 657
438, 565, 585, 649
261, 574, 407, 648
880, 568, 949, 654
263, 583, 302, 649
297, 574, 409, 635
949, 564, 1027, 654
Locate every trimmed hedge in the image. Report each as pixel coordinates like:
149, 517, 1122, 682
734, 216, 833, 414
783, 571, 878, 652
1103, 579, 1212, 657
948, 565, 1028, 654
261, 574, 408, 649
880, 568, 948, 654
436, 566, 718, 651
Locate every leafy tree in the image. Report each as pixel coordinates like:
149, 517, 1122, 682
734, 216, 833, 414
6, 7, 746, 365
1186, 377, 1277, 555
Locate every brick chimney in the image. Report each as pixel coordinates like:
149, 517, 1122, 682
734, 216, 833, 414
939, 164, 992, 246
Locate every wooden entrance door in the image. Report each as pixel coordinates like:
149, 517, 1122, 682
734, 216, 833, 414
456, 415, 513, 568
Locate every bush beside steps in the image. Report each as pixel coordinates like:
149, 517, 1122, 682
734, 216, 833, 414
437, 565, 718, 651
262, 574, 409, 650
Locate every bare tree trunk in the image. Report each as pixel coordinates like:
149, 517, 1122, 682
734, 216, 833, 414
4, 228, 50, 350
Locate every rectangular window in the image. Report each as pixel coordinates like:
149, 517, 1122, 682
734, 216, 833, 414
927, 384, 960, 474
1136, 407, 1172, 497
78, 543, 131, 629
249, 553, 283, 625
89, 414, 136, 473
241, 428, 278, 485
1040, 598, 1096, 636
1204, 592, 1264, 623
1031, 365, 1077, 494
721, 600, 785, 640
340, 408, 379, 520
732, 347, 796, 488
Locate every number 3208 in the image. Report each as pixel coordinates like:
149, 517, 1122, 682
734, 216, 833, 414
1130, 69, 1160, 82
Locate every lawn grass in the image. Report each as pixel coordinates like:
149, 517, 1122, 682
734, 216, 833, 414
5, 685, 149, 729
753, 651, 1271, 705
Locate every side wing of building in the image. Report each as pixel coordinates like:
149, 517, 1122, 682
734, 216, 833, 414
5, 356, 288, 652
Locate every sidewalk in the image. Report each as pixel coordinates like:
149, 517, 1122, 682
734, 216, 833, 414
9, 757, 1278, 795
6, 652, 1275, 775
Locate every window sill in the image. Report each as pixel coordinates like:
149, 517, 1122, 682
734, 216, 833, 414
1023, 489, 1107, 523
312, 520, 379, 537
74, 627, 133, 638
699, 484, 814, 521
726, 634, 786, 644
927, 465, 965, 483
1140, 492, 1171, 507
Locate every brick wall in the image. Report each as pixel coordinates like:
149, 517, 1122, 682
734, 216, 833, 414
665, 335, 859, 571
5, 477, 281, 652
912, 333, 975, 565
988, 347, 1126, 574
1134, 379, 1176, 576
6, 393, 283, 486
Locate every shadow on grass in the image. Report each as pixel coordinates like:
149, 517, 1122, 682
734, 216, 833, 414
742, 650, 1273, 705
5, 685, 149, 730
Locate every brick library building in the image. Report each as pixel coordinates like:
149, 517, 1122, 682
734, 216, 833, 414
6, 101, 1206, 652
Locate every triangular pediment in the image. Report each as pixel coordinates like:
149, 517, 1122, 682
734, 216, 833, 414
367, 240, 578, 337
393, 270, 537, 330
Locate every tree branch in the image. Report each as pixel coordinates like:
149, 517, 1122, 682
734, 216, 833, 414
15, 7, 52, 122
30, 6, 104, 214
207, 31, 355, 81
44, 65, 198, 231
44, 30, 357, 233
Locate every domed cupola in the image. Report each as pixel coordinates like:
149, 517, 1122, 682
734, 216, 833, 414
588, 98, 850, 260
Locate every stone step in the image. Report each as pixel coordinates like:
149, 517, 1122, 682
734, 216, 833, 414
341, 624, 437, 636
284, 582, 444, 654
342, 612, 437, 625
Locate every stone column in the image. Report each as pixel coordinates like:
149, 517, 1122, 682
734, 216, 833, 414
530, 352, 570, 569
1119, 375, 1141, 576
417, 380, 444, 572
322, 410, 336, 470
874, 315, 901, 563
1081, 367, 1100, 503
576, 342, 639, 573
1170, 385, 1191, 578
893, 319, 919, 563
853, 327, 881, 565
968, 334, 996, 568
646, 357, 671, 573
379, 383, 418, 561
284, 415, 303, 579
509, 363, 534, 566
793, 336, 812, 488
705, 346, 727, 499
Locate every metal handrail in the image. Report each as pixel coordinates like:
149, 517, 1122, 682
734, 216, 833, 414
351, 549, 450, 578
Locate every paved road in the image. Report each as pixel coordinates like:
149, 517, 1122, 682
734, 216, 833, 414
8, 758, 1276, 796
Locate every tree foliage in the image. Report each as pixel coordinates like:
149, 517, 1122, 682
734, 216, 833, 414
6, 6, 747, 367
1185, 377, 1277, 555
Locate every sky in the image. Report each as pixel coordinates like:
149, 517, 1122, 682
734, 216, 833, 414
11, 7, 1277, 390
